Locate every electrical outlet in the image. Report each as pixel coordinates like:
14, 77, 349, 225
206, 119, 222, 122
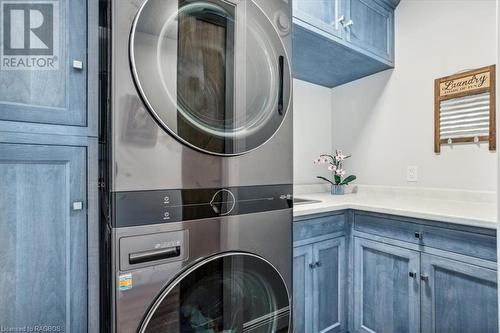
407, 166, 418, 182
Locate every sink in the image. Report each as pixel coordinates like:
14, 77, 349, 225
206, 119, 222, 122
293, 197, 322, 206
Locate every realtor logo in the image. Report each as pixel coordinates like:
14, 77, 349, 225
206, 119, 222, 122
1, 0, 59, 70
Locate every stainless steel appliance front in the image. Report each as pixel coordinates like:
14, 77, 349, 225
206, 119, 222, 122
112, 209, 292, 333
110, 0, 293, 192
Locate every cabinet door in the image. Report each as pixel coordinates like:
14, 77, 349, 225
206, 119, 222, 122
293, 0, 343, 38
293, 244, 314, 333
354, 237, 420, 333
0, 0, 87, 126
345, 0, 394, 62
0, 143, 87, 331
421, 254, 498, 333
312, 237, 346, 333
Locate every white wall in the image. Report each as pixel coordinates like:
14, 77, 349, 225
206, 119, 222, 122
293, 79, 334, 184
330, 0, 498, 191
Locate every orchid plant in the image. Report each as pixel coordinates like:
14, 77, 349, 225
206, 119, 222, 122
314, 150, 357, 186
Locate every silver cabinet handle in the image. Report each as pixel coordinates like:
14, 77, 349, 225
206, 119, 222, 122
420, 274, 429, 282
409, 271, 417, 278
337, 15, 345, 25
72, 60, 84, 70
72, 201, 83, 211
337, 15, 353, 28
343, 19, 354, 27
309, 262, 322, 269
414, 231, 424, 240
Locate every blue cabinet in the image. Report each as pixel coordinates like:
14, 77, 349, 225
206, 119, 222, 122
345, 0, 394, 62
293, 213, 347, 333
294, 0, 343, 38
293, 237, 346, 333
293, 211, 497, 333
352, 212, 498, 333
353, 237, 420, 333
313, 238, 346, 333
421, 254, 498, 333
0, 0, 99, 330
0, 0, 87, 127
0, 143, 88, 331
293, 0, 397, 87
293, 244, 314, 333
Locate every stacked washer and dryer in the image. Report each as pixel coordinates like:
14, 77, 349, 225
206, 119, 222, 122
101, 0, 293, 332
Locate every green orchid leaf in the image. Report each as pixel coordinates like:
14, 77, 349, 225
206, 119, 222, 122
340, 175, 356, 185
334, 175, 341, 185
317, 176, 335, 185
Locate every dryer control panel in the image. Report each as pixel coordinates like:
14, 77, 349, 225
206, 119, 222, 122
112, 184, 293, 227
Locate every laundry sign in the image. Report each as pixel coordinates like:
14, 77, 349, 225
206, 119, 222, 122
434, 65, 496, 153
439, 68, 491, 98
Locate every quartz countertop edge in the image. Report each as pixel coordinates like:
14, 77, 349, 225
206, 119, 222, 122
293, 192, 497, 229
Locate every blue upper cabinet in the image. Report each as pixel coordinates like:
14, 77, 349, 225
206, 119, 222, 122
0, 0, 87, 126
345, 0, 394, 63
293, 0, 398, 88
294, 0, 344, 39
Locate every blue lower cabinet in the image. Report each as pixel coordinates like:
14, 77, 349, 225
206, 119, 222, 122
420, 253, 498, 333
293, 236, 346, 333
313, 238, 346, 333
0, 143, 87, 331
293, 244, 314, 333
353, 237, 420, 333
294, 212, 497, 333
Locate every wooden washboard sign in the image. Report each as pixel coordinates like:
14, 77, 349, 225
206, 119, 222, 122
434, 65, 496, 153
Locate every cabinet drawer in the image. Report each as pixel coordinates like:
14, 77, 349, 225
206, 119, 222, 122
354, 212, 496, 262
294, 213, 346, 242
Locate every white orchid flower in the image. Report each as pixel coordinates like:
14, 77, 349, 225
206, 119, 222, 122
328, 165, 337, 171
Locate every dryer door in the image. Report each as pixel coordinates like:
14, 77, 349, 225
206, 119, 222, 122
130, 0, 291, 156
139, 252, 291, 333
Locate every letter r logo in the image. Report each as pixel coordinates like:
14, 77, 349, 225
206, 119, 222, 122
2, 2, 54, 56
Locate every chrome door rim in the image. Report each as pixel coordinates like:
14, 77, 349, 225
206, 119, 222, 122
129, 0, 292, 157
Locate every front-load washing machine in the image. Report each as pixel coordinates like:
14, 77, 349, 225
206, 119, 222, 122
99, 0, 293, 331
111, 206, 292, 333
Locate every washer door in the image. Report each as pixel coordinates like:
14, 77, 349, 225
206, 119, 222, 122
139, 253, 291, 333
130, 0, 291, 156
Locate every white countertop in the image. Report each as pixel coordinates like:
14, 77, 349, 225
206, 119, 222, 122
293, 185, 498, 229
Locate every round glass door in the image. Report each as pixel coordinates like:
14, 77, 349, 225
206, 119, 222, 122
130, 0, 291, 156
139, 253, 291, 333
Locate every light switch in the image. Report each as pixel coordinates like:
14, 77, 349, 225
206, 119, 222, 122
407, 166, 418, 182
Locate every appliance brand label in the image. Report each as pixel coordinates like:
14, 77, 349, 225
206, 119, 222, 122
119, 273, 133, 291
0, 0, 59, 70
